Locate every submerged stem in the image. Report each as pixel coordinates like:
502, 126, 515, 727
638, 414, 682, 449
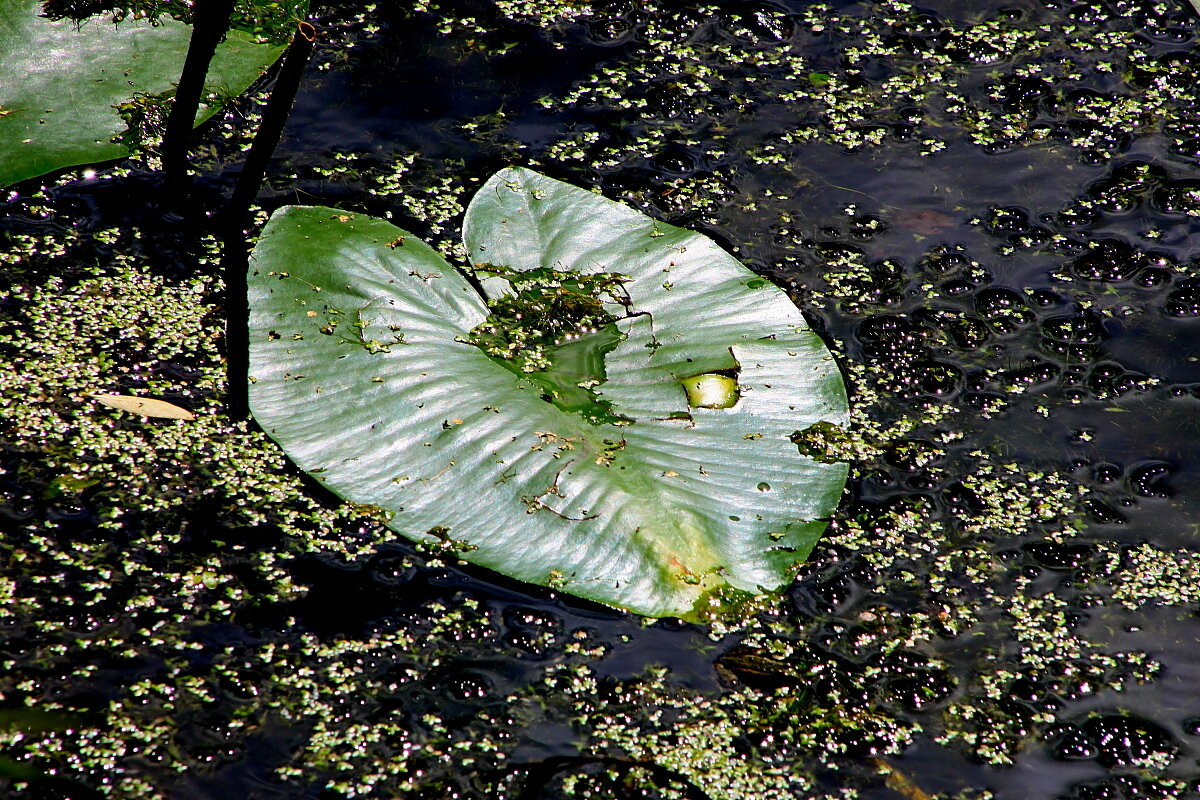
223, 20, 317, 420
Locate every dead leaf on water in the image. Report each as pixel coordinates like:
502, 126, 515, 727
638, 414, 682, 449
891, 208, 955, 236
90, 394, 195, 420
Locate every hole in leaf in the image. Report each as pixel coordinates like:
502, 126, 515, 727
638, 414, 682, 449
468, 265, 635, 426
680, 369, 740, 409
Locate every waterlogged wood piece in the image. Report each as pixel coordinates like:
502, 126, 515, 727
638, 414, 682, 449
247, 168, 849, 619
91, 394, 195, 420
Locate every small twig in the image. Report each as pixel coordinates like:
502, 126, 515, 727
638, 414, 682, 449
520, 462, 599, 521
161, 0, 236, 198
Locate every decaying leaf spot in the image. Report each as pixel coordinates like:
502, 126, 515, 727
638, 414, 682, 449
90, 394, 195, 420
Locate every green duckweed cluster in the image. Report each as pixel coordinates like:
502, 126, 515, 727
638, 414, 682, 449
522, 0, 1198, 164
467, 265, 629, 372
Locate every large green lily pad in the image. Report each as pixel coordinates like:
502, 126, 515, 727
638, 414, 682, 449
247, 168, 849, 619
0, 0, 300, 187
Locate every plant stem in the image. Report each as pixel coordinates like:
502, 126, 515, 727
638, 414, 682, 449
227, 21, 317, 218
161, 0, 236, 198
222, 21, 317, 420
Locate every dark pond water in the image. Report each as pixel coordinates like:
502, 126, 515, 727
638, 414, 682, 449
4, 0, 1200, 798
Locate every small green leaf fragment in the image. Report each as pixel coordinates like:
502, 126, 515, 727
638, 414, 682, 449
791, 420, 851, 464
680, 374, 739, 409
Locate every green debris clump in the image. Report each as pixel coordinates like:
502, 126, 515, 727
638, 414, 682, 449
468, 264, 630, 373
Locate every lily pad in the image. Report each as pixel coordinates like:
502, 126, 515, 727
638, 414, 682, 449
247, 168, 849, 619
0, 0, 301, 188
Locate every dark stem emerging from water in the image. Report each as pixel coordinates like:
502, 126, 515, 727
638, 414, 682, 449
227, 21, 317, 215
221, 21, 317, 419
161, 0, 236, 198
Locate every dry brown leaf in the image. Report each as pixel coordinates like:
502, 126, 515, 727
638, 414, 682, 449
90, 394, 195, 420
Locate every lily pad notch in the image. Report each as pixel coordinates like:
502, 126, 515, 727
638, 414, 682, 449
247, 167, 850, 619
